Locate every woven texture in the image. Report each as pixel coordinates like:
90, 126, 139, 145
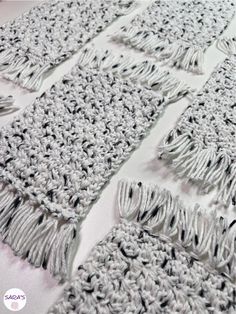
49, 180, 236, 313
0, 49, 190, 281
113, 0, 235, 73
159, 55, 236, 208
0, 0, 133, 91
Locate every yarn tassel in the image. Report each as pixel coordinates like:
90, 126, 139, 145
117, 180, 236, 281
217, 37, 236, 55
0, 95, 14, 111
0, 182, 77, 282
0, 50, 50, 91
159, 129, 236, 207
78, 47, 193, 103
113, 27, 204, 74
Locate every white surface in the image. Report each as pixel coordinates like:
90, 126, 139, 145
0, 1, 236, 313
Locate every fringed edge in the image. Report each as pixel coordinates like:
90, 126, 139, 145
0, 50, 50, 91
0, 181, 77, 282
118, 180, 236, 281
113, 27, 204, 74
0, 94, 14, 110
158, 129, 236, 208
77, 47, 193, 103
217, 37, 236, 56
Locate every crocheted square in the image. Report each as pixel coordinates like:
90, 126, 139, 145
113, 0, 235, 73
0, 49, 191, 281
48, 180, 236, 313
0, 0, 134, 91
159, 55, 236, 208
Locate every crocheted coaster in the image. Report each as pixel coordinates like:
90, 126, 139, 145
0, 49, 191, 281
0, 0, 135, 91
159, 55, 236, 208
0, 95, 14, 111
113, 0, 235, 74
48, 180, 236, 313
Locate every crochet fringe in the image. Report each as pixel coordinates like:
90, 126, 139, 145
0, 95, 14, 110
113, 27, 204, 74
0, 181, 77, 282
118, 180, 236, 281
158, 129, 236, 208
78, 47, 193, 103
217, 37, 236, 55
0, 50, 50, 92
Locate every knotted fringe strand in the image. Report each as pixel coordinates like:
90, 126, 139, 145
0, 50, 51, 91
0, 181, 77, 282
118, 180, 236, 281
0, 94, 14, 110
78, 47, 193, 103
158, 129, 236, 208
217, 37, 236, 56
113, 27, 204, 74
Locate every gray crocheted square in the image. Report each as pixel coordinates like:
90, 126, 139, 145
0, 48, 190, 281
49, 180, 236, 313
113, 0, 235, 73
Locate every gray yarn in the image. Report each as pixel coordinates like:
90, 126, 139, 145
0, 48, 190, 281
48, 180, 236, 313
0, 0, 134, 91
159, 55, 236, 209
113, 0, 236, 73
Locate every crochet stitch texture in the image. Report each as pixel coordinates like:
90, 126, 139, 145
0, 0, 134, 91
113, 0, 236, 73
49, 180, 236, 313
159, 55, 236, 208
0, 49, 190, 281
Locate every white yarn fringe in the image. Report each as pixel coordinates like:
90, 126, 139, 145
78, 47, 193, 103
118, 179, 236, 281
0, 181, 77, 282
217, 37, 236, 56
0, 95, 14, 110
113, 27, 204, 74
0, 50, 50, 91
159, 129, 236, 208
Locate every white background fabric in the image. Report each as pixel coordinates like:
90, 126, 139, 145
0, 1, 236, 313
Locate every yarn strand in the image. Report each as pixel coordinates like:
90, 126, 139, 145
217, 37, 236, 56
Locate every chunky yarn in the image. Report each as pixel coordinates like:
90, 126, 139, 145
113, 0, 235, 73
48, 180, 236, 313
